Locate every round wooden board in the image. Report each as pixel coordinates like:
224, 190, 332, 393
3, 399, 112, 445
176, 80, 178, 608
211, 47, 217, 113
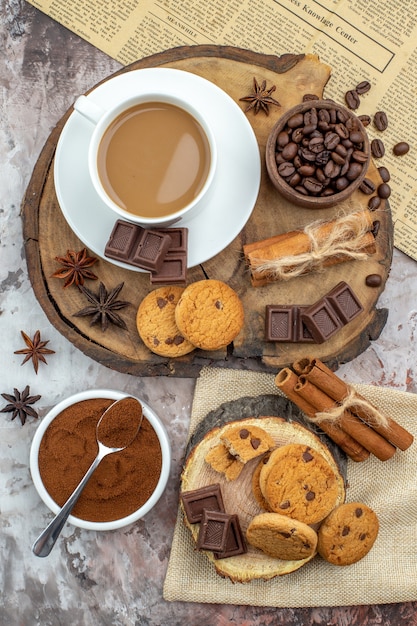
22, 45, 392, 377
181, 410, 346, 582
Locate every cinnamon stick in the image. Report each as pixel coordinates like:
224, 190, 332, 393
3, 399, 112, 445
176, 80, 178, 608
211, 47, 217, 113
295, 377, 396, 461
244, 211, 376, 287
275, 369, 370, 462
296, 357, 414, 451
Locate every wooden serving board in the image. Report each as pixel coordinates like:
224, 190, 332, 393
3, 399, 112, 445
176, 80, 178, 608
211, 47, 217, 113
22, 46, 392, 377
181, 409, 346, 582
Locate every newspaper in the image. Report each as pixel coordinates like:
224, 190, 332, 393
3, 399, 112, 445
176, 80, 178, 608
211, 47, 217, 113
26, 0, 417, 260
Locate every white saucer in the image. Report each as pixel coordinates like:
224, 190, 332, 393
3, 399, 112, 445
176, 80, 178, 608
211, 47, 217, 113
54, 68, 261, 269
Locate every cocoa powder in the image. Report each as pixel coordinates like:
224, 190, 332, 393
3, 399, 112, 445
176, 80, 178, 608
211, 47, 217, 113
38, 398, 162, 522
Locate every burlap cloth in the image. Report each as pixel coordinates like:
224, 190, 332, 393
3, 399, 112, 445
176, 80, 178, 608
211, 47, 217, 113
163, 367, 417, 607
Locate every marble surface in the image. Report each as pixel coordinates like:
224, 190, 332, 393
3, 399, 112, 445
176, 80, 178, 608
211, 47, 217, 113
1, 2, 417, 624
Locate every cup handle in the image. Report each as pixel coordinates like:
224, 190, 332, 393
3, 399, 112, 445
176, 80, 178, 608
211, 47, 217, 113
73, 95, 104, 124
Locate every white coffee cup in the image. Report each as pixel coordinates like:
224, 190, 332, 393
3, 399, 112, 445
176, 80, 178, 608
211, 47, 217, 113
73, 92, 217, 228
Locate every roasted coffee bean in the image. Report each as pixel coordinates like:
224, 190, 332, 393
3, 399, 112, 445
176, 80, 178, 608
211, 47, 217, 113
318, 109, 331, 123
288, 172, 302, 187
378, 166, 390, 182
304, 108, 318, 125
315, 168, 329, 184
299, 147, 317, 162
365, 274, 382, 287
352, 149, 368, 163
393, 141, 410, 156
346, 162, 363, 181
321, 187, 336, 196
277, 131, 290, 148
292, 127, 305, 143
309, 137, 325, 153
356, 80, 371, 95
294, 185, 309, 195
377, 182, 391, 199
303, 93, 319, 101
287, 113, 304, 128
334, 176, 350, 191
371, 138, 385, 158
331, 151, 346, 165
315, 150, 331, 166
374, 111, 388, 131
324, 132, 340, 150
329, 108, 337, 123
324, 160, 341, 178
302, 123, 318, 136
275, 152, 286, 165
372, 220, 380, 237
281, 142, 299, 160
278, 162, 296, 177
368, 195, 381, 211
359, 178, 376, 194
336, 108, 349, 124
334, 123, 349, 139
298, 164, 316, 176
349, 130, 364, 144
345, 117, 359, 132
358, 114, 371, 127
303, 177, 323, 193
345, 89, 360, 109
335, 144, 348, 158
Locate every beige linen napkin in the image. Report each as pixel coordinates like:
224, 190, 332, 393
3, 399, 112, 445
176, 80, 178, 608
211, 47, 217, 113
163, 366, 417, 607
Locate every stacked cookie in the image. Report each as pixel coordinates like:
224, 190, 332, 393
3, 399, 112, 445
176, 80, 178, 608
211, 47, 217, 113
247, 443, 379, 565
136, 279, 244, 357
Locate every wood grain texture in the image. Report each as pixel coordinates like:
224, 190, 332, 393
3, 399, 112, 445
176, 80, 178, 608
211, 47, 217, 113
21, 46, 392, 377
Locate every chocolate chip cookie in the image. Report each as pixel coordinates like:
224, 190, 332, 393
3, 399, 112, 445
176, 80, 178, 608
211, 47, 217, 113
317, 502, 379, 565
246, 512, 318, 560
260, 443, 340, 524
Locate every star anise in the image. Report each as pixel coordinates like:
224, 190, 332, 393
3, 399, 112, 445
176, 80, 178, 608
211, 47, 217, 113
52, 248, 99, 288
14, 330, 55, 374
239, 77, 281, 115
1, 386, 41, 425
74, 281, 130, 332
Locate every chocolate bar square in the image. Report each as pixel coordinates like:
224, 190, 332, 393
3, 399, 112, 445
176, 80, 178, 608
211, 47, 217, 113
325, 281, 363, 324
180, 484, 225, 524
213, 514, 247, 559
131, 229, 172, 272
301, 299, 342, 343
104, 220, 142, 261
265, 305, 296, 342
295, 307, 315, 343
196, 510, 232, 552
155, 227, 188, 253
150, 254, 187, 285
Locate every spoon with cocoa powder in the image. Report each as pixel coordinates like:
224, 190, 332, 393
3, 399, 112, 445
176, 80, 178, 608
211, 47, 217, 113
32, 396, 143, 557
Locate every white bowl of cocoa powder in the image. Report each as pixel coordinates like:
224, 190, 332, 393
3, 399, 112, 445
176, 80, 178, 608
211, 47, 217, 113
30, 389, 171, 531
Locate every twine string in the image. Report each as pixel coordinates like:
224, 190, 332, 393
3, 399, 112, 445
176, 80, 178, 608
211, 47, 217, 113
251, 210, 373, 281
310, 387, 390, 429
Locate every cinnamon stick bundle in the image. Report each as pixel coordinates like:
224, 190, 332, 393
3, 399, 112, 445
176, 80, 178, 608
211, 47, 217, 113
293, 357, 414, 451
275, 368, 370, 462
275, 360, 414, 463
244, 210, 376, 287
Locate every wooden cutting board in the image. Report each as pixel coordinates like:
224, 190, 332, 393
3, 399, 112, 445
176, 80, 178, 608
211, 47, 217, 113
21, 45, 392, 377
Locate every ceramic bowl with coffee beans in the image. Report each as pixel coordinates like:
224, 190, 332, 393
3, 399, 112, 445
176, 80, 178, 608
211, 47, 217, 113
266, 100, 371, 209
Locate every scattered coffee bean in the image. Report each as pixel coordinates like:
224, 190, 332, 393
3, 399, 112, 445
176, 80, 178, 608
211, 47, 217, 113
356, 80, 371, 95
345, 89, 360, 110
393, 141, 410, 156
371, 138, 385, 158
302, 93, 320, 101
377, 182, 391, 199
368, 195, 381, 211
374, 111, 388, 131
378, 166, 390, 182
366, 274, 382, 287
359, 178, 376, 194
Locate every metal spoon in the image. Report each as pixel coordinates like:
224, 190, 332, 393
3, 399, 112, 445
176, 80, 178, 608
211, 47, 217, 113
32, 396, 143, 557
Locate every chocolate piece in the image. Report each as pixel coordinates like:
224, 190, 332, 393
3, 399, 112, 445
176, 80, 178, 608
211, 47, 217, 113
265, 305, 314, 343
105, 219, 171, 271
301, 300, 342, 344
180, 484, 225, 524
150, 228, 188, 284
104, 220, 140, 261
325, 281, 363, 324
196, 510, 231, 552
150, 254, 187, 285
365, 274, 382, 287
214, 514, 247, 559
